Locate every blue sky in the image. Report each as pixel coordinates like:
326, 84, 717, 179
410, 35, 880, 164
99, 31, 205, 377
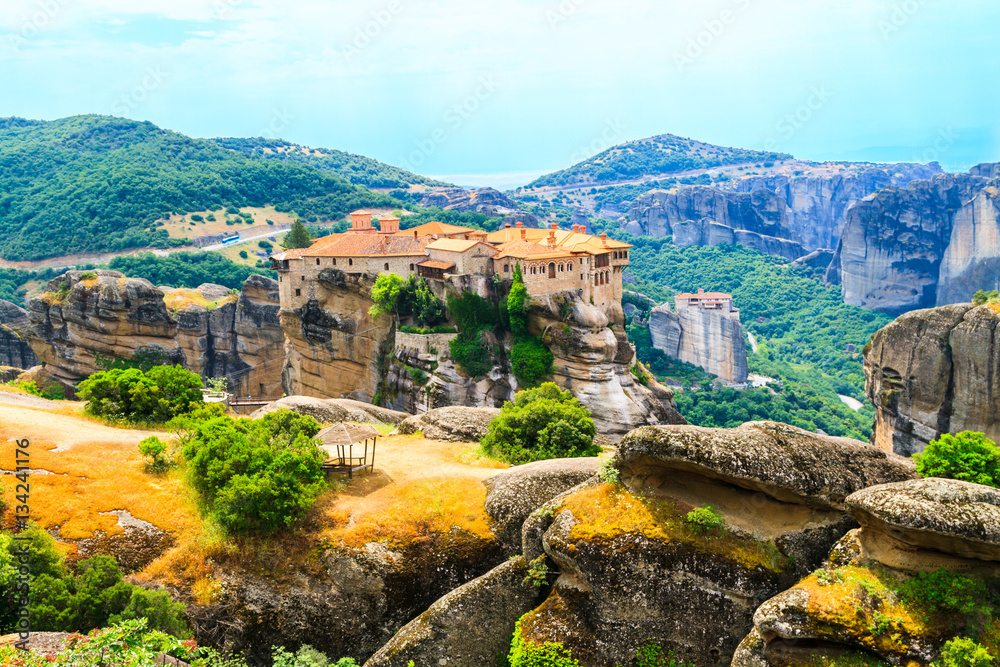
1, 0, 997, 187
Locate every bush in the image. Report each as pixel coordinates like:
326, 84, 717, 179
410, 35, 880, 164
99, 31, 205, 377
396, 277, 447, 327
972, 289, 999, 306
369, 273, 404, 318
138, 436, 171, 472
935, 637, 995, 667
239, 250, 248, 259
508, 618, 580, 667
272, 644, 333, 667
900, 568, 992, 624
511, 338, 554, 387
182, 409, 327, 533
684, 506, 725, 533
447, 291, 500, 378
481, 383, 598, 465
915, 432, 1000, 488
78, 365, 204, 423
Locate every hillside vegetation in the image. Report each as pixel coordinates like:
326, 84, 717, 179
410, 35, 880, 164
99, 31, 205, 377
0, 115, 395, 261
526, 133, 789, 188
213, 137, 450, 190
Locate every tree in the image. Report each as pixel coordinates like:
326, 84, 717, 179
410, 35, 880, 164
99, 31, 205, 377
369, 273, 404, 318
282, 219, 313, 250
972, 289, 999, 306
481, 382, 598, 465
182, 409, 327, 533
506, 262, 553, 386
138, 436, 169, 472
78, 365, 204, 423
915, 431, 1000, 487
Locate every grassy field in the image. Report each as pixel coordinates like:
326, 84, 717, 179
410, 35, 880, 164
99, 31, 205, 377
157, 205, 298, 240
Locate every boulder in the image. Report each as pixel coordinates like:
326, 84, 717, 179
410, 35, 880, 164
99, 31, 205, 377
484, 458, 601, 553
363, 556, 545, 667
846, 477, 1000, 562
516, 422, 917, 667
249, 396, 410, 425
0, 299, 39, 370
398, 406, 500, 442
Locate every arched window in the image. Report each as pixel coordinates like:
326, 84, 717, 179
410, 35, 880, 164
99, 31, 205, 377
504, 264, 510, 273
548, 263, 556, 279
316, 258, 320, 265
384, 262, 389, 271
410, 263, 415, 271
558, 263, 564, 272
349, 258, 353, 266
531, 266, 536, 275
332, 258, 337, 266
567, 261, 573, 271
594, 274, 599, 286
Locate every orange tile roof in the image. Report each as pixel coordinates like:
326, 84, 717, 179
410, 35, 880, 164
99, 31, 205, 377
394, 221, 478, 237
302, 233, 427, 258
485, 227, 631, 253
350, 209, 374, 215
494, 240, 577, 261
417, 260, 456, 271
271, 248, 309, 260
424, 238, 495, 253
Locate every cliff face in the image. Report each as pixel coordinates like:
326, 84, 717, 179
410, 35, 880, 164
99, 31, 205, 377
829, 165, 1000, 315
280, 269, 393, 402
420, 187, 518, 214
863, 302, 1000, 456
379, 288, 684, 439
621, 164, 939, 261
0, 299, 40, 370
649, 304, 749, 383
26, 270, 284, 393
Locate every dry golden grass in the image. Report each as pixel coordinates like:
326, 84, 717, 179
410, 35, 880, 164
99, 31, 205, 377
321, 478, 494, 548
162, 289, 237, 312
157, 205, 297, 240
562, 484, 790, 572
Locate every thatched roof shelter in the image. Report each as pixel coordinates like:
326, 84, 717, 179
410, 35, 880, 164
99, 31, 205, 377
317, 423, 380, 476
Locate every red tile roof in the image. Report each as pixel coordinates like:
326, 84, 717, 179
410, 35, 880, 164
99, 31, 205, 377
417, 260, 456, 270
303, 233, 427, 258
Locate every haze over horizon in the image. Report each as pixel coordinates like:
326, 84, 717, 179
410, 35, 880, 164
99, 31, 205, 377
2, 0, 997, 186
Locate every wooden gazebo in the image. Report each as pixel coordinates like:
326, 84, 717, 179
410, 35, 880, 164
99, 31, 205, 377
317, 423, 379, 477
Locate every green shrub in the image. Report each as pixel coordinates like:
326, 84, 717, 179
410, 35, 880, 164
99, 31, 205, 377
182, 409, 326, 534
684, 506, 725, 533
447, 290, 501, 378
634, 642, 686, 667
972, 290, 999, 306
239, 250, 248, 259
935, 637, 995, 667
481, 382, 598, 465
597, 460, 620, 485
508, 618, 580, 667
79, 271, 98, 280
369, 273, 404, 318
899, 569, 992, 625
915, 432, 1000, 488
272, 644, 333, 666
523, 555, 552, 588
138, 436, 171, 472
396, 276, 447, 327
78, 365, 204, 423
511, 338, 554, 387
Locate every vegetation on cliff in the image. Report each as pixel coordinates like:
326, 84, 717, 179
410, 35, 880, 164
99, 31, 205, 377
480, 383, 598, 464
508, 263, 554, 387
448, 291, 503, 378
915, 431, 1000, 487
0, 115, 396, 260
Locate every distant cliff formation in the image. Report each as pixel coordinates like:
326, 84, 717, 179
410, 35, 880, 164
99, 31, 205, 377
26, 270, 283, 395
620, 163, 939, 261
864, 301, 1000, 456
420, 187, 519, 214
0, 299, 39, 370
828, 164, 1000, 315
649, 299, 748, 383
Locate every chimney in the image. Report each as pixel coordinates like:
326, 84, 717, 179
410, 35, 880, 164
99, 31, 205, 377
600, 232, 608, 247
379, 215, 400, 234
505, 222, 512, 229
550, 223, 557, 230
520, 227, 527, 240
698, 288, 705, 294
572, 224, 579, 233
548, 229, 556, 246
516, 222, 522, 228
414, 230, 419, 239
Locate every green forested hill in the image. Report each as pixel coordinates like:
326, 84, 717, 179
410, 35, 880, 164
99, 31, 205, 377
0, 115, 396, 260
525, 134, 790, 188
212, 137, 450, 189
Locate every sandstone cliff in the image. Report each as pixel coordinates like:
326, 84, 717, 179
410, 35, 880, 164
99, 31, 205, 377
25, 270, 284, 394
377, 288, 685, 439
621, 164, 938, 261
420, 187, 518, 214
0, 299, 39, 370
829, 164, 1000, 314
864, 301, 1000, 456
649, 302, 748, 383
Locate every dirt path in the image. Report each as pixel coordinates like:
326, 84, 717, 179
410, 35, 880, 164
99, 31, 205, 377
0, 399, 163, 454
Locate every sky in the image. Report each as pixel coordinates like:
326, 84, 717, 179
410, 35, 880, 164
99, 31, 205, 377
1, 0, 998, 188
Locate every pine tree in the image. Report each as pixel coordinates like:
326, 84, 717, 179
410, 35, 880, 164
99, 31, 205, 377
282, 220, 312, 249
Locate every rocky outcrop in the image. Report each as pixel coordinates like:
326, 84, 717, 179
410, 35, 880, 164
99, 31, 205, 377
380, 288, 685, 439
0, 299, 39, 370
25, 271, 284, 394
420, 187, 518, 214
863, 302, 1000, 456
484, 457, 601, 554
280, 272, 393, 402
830, 165, 1000, 314
397, 406, 501, 442
733, 477, 1000, 667
190, 533, 505, 666
517, 422, 915, 667
363, 556, 545, 667
621, 164, 939, 261
649, 302, 748, 383
249, 395, 409, 424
